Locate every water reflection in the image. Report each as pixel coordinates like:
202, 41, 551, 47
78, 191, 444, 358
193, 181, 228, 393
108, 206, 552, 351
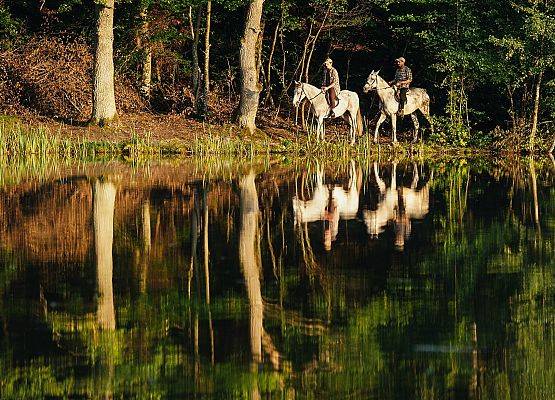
363, 161, 430, 249
293, 161, 361, 250
0, 157, 553, 399
93, 179, 116, 330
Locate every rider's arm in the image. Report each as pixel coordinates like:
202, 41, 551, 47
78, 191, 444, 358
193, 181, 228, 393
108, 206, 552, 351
400, 68, 412, 86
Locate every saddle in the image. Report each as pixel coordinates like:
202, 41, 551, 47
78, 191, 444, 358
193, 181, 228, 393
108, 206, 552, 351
393, 87, 410, 103
328, 91, 348, 116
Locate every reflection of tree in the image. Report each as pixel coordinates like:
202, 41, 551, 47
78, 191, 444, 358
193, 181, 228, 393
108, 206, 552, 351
93, 179, 116, 330
239, 171, 281, 371
239, 171, 264, 363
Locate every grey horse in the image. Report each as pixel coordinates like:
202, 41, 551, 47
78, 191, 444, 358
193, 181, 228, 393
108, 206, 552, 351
293, 81, 363, 144
363, 70, 433, 143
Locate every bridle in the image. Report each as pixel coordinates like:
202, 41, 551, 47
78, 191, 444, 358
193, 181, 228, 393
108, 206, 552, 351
365, 75, 391, 91
296, 83, 325, 104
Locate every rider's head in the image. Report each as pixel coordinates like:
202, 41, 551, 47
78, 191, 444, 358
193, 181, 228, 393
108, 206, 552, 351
395, 57, 406, 68
323, 58, 333, 69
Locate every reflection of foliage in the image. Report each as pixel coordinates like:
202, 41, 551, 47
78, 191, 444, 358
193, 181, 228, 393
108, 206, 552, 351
0, 158, 554, 398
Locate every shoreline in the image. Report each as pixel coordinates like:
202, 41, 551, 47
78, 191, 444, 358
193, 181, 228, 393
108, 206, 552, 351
0, 113, 545, 158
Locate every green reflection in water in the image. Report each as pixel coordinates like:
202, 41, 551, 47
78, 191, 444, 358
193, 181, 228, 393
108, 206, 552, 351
0, 157, 553, 399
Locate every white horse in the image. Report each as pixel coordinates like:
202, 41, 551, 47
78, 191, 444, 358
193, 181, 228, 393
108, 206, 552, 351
293, 82, 363, 144
363, 70, 433, 143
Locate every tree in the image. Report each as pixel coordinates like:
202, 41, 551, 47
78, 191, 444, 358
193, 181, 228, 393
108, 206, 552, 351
91, 0, 117, 126
138, 1, 152, 98
236, 0, 265, 133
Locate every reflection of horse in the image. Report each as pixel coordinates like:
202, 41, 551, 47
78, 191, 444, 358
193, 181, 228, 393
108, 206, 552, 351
363, 162, 430, 248
293, 161, 361, 250
363, 70, 433, 143
293, 82, 363, 144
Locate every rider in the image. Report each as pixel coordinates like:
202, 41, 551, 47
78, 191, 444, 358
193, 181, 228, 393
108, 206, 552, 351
389, 57, 412, 117
322, 58, 341, 118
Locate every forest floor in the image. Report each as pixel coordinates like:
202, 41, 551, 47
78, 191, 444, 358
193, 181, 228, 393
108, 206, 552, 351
12, 111, 436, 147
0, 111, 519, 158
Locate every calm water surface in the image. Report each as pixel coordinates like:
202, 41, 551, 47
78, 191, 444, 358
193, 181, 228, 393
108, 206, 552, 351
0, 157, 554, 399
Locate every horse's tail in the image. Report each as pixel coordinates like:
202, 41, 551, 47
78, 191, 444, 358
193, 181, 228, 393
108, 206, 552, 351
357, 107, 363, 136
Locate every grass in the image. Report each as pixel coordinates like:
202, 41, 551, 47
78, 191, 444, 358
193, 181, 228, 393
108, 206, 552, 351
0, 117, 501, 162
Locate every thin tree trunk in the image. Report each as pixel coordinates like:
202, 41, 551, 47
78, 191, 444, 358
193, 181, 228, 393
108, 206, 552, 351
237, 0, 265, 133
304, 4, 331, 83
201, 0, 212, 117
93, 179, 116, 330
191, 6, 202, 109
91, 0, 117, 126
264, 22, 279, 106
139, 6, 152, 98
529, 70, 543, 152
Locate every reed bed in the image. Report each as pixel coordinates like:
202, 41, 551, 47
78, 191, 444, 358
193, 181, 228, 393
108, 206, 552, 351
0, 119, 481, 162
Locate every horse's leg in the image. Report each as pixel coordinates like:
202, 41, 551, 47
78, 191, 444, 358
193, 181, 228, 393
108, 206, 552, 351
348, 112, 356, 145
318, 116, 325, 141
410, 113, 419, 143
374, 113, 387, 144
391, 113, 398, 143
420, 102, 433, 136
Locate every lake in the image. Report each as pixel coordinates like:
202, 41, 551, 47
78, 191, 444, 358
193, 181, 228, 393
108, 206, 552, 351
0, 156, 553, 399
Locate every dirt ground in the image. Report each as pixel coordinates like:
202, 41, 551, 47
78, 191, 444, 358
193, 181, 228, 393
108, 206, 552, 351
18, 110, 379, 145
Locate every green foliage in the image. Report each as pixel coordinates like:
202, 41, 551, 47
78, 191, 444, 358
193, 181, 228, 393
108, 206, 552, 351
0, 5, 21, 41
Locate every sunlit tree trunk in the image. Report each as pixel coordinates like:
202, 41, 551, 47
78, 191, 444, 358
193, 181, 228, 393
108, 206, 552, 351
201, 0, 212, 117
529, 71, 543, 152
138, 5, 152, 98
91, 0, 117, 126
236, 0, 265, 133
189, 6, 202, 109
93, 179, 116, 330
239, 171, 263, 362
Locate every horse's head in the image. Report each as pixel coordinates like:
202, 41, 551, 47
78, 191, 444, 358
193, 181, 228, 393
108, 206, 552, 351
292, 81, 305, 108
363, 70, 380, 93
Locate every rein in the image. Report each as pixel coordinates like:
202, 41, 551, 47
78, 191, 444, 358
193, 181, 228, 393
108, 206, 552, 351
366, 75, 392, 91
301, 84, 325, 102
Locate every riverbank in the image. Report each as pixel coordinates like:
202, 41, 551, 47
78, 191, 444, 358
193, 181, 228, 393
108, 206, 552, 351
0, 113, 547, 159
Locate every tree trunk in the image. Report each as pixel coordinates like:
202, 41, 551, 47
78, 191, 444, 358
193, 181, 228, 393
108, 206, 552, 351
191, 6, 202, 109
264, 22, 279, 106
93, 179, 116, 330
91, 0, 117, 126
236, 0, 265, 133
529, 70, 543, 152
139, 6, 152, 98
304, 4, 331, 83
200, 0, 212, 117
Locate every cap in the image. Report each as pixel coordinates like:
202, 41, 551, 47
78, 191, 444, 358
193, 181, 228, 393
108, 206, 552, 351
395, 57, 406, 63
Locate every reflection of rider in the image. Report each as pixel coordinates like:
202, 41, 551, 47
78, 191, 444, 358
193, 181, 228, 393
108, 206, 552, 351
389, 57, 412, 117
323, 199, 339, 252
394, 190, 411, 249
322, 58, 341, 118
